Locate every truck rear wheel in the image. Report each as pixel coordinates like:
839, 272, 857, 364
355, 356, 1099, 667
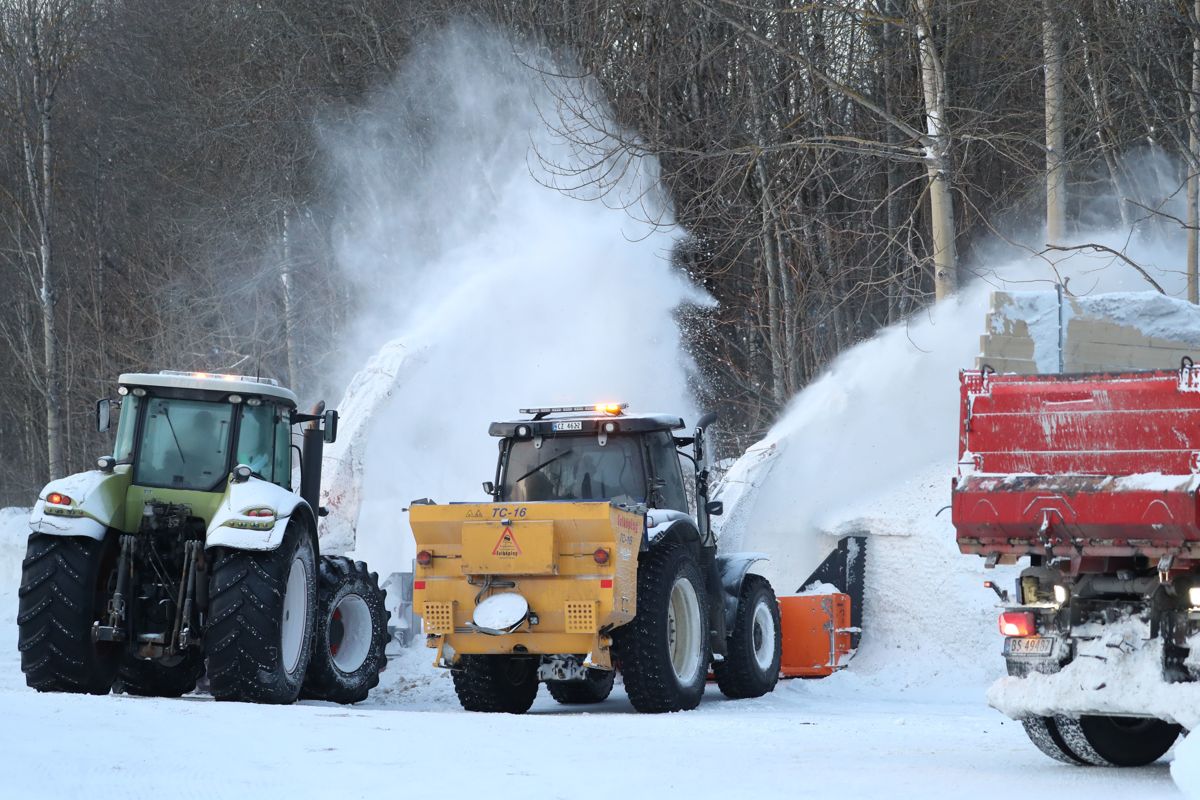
615, 541, 710, 713
300, 556, 391, 704
1056, 715, 1181, 767
18, 533, 121, 694
1020, 717, 1086, 765
118, 652, 206, 698
452, 655, 539, 713
714, 574, 781, 699
205, 522, 317, 704
546, 667, 615, 705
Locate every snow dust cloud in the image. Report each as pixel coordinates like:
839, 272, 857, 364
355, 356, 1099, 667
316, 24, 707, 569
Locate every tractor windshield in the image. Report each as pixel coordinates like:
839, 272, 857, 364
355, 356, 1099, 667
503, 435, 646, 503
134, 397, 234, 491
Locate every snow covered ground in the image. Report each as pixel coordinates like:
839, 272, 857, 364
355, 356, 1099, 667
0, 498, 1185, 800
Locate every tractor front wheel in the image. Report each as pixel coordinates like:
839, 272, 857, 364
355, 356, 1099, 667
117, 652, 206, 698
452, 655, 539, 713
300, 556, 391, 704
713, 574, 781, 699
546, 667, 615, 705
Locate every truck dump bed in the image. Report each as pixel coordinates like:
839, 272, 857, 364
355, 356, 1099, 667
953, 366, 1200, 569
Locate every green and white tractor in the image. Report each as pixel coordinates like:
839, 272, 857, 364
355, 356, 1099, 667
17, 371, 389, 704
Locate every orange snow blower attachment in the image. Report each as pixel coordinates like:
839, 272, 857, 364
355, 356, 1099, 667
778, 594, 854, 677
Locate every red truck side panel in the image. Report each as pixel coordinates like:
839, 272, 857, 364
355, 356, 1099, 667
953, 367, 1200, 569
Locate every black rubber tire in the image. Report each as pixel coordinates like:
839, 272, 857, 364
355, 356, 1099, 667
614, 541, 710, 713
18, 533, 122, 694
1020, 717, 1086, 765
452, 655, 539, 713
714, 574, 781, 699
1055, 715, 1181, 767
546, 668, 615, 705
117, 652, 206, 698
299, 556, 391, 704
205, 522, 317, 704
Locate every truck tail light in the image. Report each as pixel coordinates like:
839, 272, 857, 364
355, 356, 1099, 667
416, 550, 433, 566
593, 548, 610, 565
998, 611, 1036, 637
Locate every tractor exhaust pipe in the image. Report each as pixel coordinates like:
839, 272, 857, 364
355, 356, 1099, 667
301, 400, 326, 515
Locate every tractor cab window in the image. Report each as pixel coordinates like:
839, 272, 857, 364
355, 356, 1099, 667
236, 403, 276, 483
645, 431, 688, 512
503, 435, 646, 504
274, 413, 293, 490
135, 398, 233, 491
113, 394, 142, 462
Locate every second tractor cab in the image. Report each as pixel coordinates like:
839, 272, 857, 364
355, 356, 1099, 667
18, 370, 390, 705
410, 403, 782, 714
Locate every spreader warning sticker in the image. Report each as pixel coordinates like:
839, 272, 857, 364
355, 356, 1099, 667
492, 527, 522, 557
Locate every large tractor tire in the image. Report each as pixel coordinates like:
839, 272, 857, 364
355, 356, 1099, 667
17, 533, 121, 694
205, 522, 317, 704
614, 541, 710, 713
300, 556, 391, 704
546, 667, 615, 705
714, 573, 781, 699
117, 652, 206, 698
452, 655, 540, 713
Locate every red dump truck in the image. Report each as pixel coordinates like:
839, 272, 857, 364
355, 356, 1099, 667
952, 363, 1200, 766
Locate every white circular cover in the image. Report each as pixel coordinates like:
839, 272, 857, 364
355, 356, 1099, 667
473, 592, 529, 630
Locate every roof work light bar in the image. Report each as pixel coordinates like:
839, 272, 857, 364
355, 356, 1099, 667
519, 403, 629, 418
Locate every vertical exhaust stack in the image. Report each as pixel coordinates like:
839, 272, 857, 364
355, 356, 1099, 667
301, 401, 326, 515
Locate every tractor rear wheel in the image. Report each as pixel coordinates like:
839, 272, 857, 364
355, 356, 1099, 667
452, 655, 540, 713
614, 541, 710, 713
205, 522, 317, 704
118, 652, 206, 698
714, 574, 781, 699
300, 556, 391, 704
546, 667, 615, 705
18, 534, 121, 694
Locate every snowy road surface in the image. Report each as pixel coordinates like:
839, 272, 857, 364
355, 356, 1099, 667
0, 624, 1180, 800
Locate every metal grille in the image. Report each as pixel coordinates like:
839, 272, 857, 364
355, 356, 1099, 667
422, 601, 454, 634
564, 601, 597, 634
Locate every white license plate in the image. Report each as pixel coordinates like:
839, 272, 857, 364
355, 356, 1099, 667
1005, 636, 1054, 656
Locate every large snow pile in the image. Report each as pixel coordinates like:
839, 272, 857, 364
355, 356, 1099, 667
1174, 734, 1200, 798
315, 25, 705, 572
0, 508, 26, 626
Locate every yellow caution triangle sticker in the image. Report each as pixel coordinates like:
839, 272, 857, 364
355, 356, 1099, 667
492, 526, 522, 558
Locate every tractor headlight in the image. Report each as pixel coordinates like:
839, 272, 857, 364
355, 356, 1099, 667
1189, 587, 1200, 609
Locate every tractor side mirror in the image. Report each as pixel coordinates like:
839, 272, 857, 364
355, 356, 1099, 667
96, 399, 112, 433
322, 410, 339, 444
482, 480, 495, 496
705, 500, 724, 517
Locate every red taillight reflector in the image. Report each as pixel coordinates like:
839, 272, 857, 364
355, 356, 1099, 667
46, 492, 71, 506
593, 548, 610, 565
999, 611, 1036, 637
600, 579, 613, 589
416, 550, 433, 566
413, 580, 426, 590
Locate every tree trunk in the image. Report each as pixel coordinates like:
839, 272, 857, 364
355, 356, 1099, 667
916, 0, 957, 299
1189, 0, 1200, 304
1044, 0, 1066, 245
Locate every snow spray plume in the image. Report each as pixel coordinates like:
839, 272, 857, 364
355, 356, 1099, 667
719, 221, 1190, 592
317, 24, 708, 571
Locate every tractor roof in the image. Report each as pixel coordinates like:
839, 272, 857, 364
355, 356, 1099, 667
118, 371, 298, 406
489, 404, 685, 438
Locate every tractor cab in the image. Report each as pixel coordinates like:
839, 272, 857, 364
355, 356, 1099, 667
486, 403, 691, 513
102, 371, 300, 492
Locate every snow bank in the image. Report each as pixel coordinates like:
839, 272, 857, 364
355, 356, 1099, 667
0, 508, 28, 625
316, 25, 705, 572
1174, 734, 1200, 798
